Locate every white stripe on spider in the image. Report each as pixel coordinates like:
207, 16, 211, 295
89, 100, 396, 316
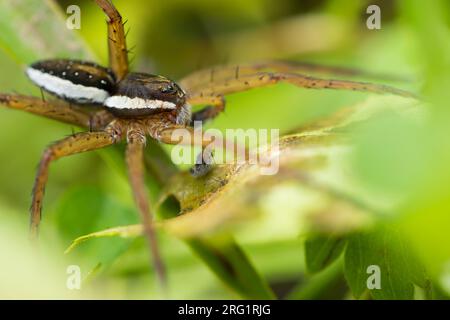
26, 67, 109, 104
104, 95, 177, 110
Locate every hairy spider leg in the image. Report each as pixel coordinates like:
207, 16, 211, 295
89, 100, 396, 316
94, 0, 129, 80
185, 71, 417, 101
0, 93, 90, 128
182, 68, 416, 176
0, 94, 114, 131
30, 127, 121, 239
189, 148, 215, 178
186, 96, 225, 176
126, 129, 167, 290
156, 124, 250, 165
179, 61, 410, 93
189, 95, 225, 125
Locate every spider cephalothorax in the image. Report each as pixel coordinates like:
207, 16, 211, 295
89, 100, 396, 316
0, 0, 416, 289
105, 72, 188, 120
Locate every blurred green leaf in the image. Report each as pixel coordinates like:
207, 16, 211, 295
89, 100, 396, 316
55, 186, 139, 277
287, 256, 345, 300
344, 226, 429, 300
0, 0, 93, 64
395, 0, 450, 292
305, 235, 346, 273
65, 224, 276, 299
187, 237, 276, 299
64, 223, 142, 255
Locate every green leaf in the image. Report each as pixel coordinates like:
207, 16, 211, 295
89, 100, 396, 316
64, 224, 142, 255
187, 237, 276, 299
65, 225, 275, 299
287, 257, 345, 300
305, 235, 347, 273
54, 186, 139, 276
344, 225, 429, 300
0, 0, 93, 64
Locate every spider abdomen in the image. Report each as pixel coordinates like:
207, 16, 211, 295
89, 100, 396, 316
26, 59, 115, 104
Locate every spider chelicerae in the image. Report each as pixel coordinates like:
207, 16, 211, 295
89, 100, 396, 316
0, 0, 415, 287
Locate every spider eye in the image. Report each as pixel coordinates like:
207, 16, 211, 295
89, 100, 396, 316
160, 84, 176, 94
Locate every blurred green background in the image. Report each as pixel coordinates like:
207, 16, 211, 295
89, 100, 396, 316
0, 0, 449, 299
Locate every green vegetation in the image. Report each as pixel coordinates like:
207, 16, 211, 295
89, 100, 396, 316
0, 0, 449, 299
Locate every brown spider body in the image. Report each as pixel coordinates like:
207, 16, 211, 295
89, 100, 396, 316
0, 0, 417, 290
28, 59, 190, 121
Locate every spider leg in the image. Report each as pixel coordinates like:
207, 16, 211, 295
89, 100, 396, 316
94, 0, 129, 80
125, 129, 166, 290
180, 61, 409, 93
189, 95, 225, 125
89, 109, 117, 131
155, 125, 212, 148
154, 124, 249, 164
184, 71, 417, 100
189, 148, 214, 178
30, 125, 122, 238
0, 93, 91, 128
185, 97, 222, 177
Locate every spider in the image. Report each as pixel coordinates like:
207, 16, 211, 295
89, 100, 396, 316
0, 0, 415, 288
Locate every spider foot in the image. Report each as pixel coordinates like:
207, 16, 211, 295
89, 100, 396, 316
190, 149, 215, 177
190, 105, 219, 125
